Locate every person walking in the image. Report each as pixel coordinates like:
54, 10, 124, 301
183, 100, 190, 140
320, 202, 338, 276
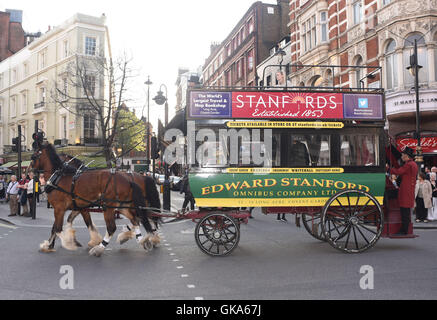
0, 175, 7, 203
25, 171, 35, 218
180, 174, 195, 211
414, 172, 433, 223
17, 173, 29, 216
428, 172, 437, 221
6, 175, 19, 217
389, 147, 418, 235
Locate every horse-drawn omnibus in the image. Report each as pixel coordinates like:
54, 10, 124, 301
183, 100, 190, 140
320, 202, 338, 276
180, 86, 416, 256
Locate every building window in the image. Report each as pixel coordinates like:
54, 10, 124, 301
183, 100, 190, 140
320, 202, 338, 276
21, 92, 27, 114
39, 50, 46, 69
248, 49, 254, 71
23, 62, 29, 78
84, 114, 95, 138
0, 103, 2, 122
353, 1, 363, 25
403, 33, 427, 87
0, 73, 3, 89
303, 15, 317, 52
63, 40, 69, 58
383, 0, 391, 5
248, 17, 254, 34
85, 36, 97, 56
40, 87, 46, 103
85, 75, 96, 96
321, 12, 328, 42
11, 96, 16, 118
12, 69, 17, 83
63, 78, 68, 97
385, 39, 397, 90
237, 58, 244, 79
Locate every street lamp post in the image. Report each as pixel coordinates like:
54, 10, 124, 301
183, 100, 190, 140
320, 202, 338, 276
153, 84, 170, 211
144, 76, 153, 174
407, 39, 423, 168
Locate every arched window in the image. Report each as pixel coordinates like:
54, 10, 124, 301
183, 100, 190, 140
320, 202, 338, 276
310, 75, 323, 87
385, 39, 397, 90
403, 33, 427, 86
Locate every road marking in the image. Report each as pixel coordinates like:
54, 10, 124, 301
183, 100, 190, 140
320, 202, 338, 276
187, 284, 195, 289
181, 274, 189, 278
194, 297, 204, 300
172, 259, 180, 262
0, 223, 17, 230
177, 266, 184, 269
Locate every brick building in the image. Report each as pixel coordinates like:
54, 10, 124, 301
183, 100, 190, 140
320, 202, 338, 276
287, 0, 437, 167
202, 0, 289, 88
0, 9, 26, 62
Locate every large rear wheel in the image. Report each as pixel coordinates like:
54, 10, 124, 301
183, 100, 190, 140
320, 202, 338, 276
321, 190, 383, 253
195, 212, 240, 257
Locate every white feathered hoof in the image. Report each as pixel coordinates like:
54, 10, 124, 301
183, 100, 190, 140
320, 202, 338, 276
88, 229, 103, 248
116, 230, 135, 245
151, 234, 161, 248
57, 229, 79, 251
139, 236, 153, 251
39, 240, 56, 253
89, 245, 105, 257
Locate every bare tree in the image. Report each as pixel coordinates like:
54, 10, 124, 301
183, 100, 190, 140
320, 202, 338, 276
52, 51, 145, 168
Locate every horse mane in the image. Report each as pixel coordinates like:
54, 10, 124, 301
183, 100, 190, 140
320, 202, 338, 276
44, 144, 77, 173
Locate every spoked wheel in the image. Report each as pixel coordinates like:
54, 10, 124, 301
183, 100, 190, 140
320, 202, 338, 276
321, 190, 384, 253
195, 212, 240, 257
302, 212, 326, 241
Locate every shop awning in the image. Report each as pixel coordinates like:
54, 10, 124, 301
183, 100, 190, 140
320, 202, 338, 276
6, 160, 32, 168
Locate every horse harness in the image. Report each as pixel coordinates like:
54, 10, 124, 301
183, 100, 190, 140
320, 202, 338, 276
45, 165, 133, 211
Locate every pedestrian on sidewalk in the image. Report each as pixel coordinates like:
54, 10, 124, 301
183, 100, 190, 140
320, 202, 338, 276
428, 172, 437, 221
415, 172, 433, 223
26, 171, 35, 218
6, 175, 19, 217
0, 175, 7, 203
17, 173, 29, 216
389, 147, 418, 235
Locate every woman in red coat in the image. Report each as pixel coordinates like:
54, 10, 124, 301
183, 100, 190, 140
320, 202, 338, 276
390, 147, 418, 235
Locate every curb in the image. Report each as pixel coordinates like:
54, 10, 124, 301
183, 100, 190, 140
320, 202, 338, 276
0, 217, 16, 226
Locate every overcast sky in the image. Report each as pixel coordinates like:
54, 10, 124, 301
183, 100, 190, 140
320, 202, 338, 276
0, 0, 278, 129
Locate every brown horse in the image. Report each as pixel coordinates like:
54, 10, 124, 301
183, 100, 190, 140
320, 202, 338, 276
31, 141, 157, 257
58, 153, 161, 248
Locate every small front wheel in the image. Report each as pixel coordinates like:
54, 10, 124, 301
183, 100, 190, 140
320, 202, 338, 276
195, 212, 240, 257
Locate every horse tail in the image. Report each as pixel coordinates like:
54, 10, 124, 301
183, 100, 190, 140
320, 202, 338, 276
130, 181, 153, 233
144, 176, 162, 227
144, 176, 161, 211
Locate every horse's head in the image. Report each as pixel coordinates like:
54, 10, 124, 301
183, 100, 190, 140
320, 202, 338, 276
30, 142, 48, 171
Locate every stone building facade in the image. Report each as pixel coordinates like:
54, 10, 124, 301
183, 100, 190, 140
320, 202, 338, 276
0, 13, 108, 155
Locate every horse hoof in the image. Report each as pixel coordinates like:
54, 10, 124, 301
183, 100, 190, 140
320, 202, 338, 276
39, 241, 56, 253
89, 245, 105, 257
142, 240, 153, 251
116, 230, 135, 245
